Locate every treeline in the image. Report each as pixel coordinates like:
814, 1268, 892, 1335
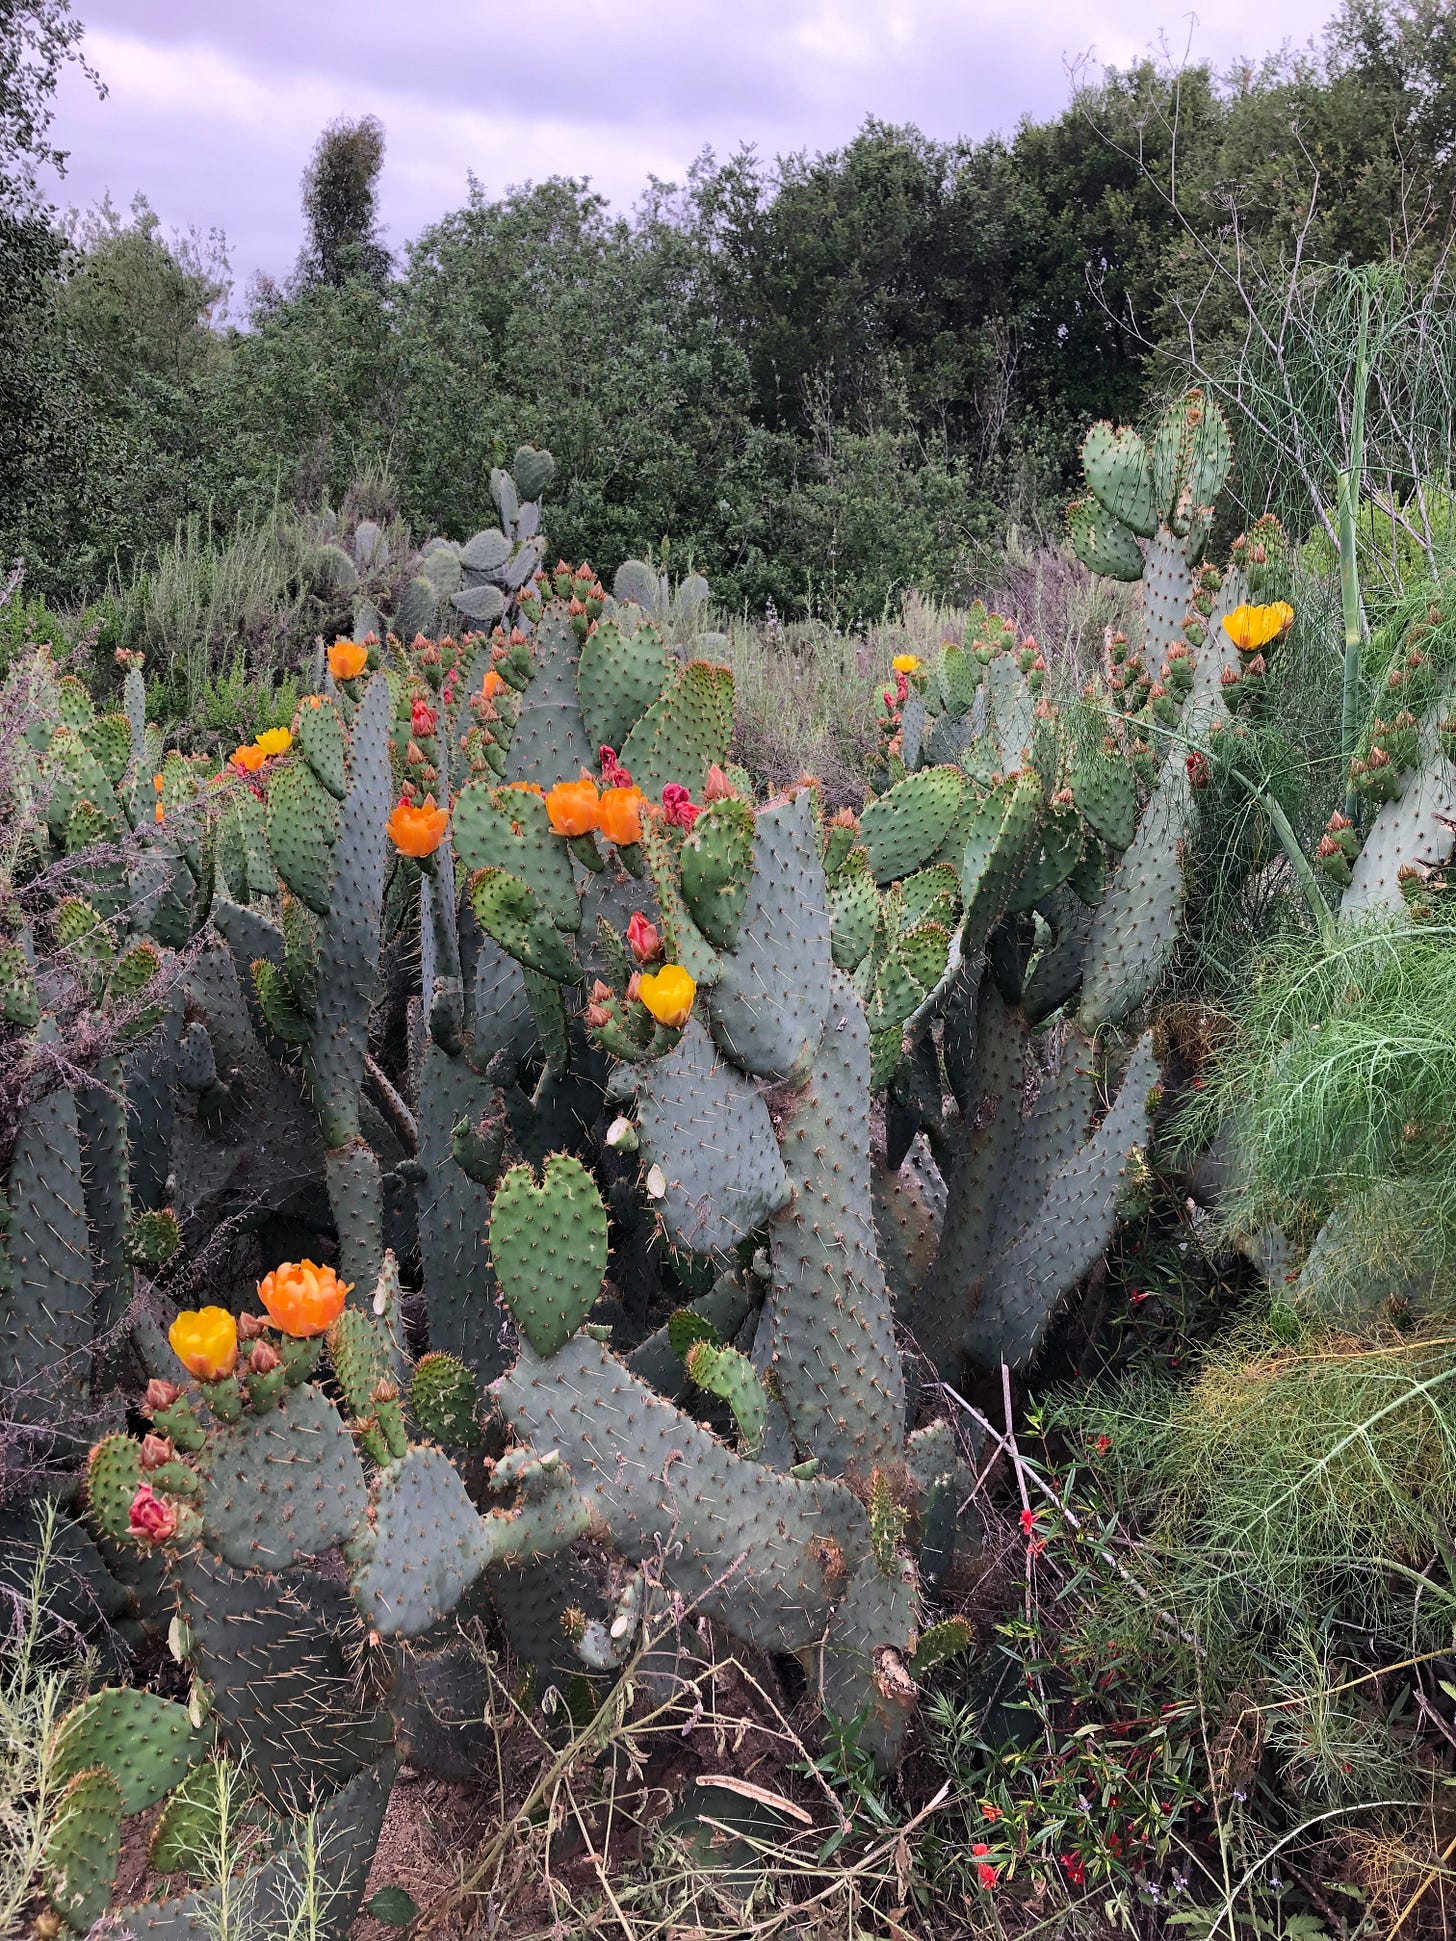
4, 0, 1454, 619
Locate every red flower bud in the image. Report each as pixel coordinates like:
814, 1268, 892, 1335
626, 912, 662, 965
660, 783, 701, 830
143, 1378, 182, 1415
139, 1433, 175, 1470
411, 697, 438, 736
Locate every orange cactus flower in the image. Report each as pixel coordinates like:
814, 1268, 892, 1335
387, 793, 450, 858
545, 772, 600, 836
481, 669, 507, 698
892, 653, 922, 674
328, 639, 369, 681
505, 780, 545, 797
169, 1305, 239, 1381
255, 726, 292, 757
637, 963, 696, 1029
597, 785, 644, 846
1222, 602, 1293, 652
230, 742, 267, 774
257, 1258, 351, 1337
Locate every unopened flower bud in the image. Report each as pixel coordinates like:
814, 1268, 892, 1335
140, 1432, 175, 1470
144, 1378, 182, 1415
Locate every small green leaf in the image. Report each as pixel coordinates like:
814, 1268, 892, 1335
365, 1887, 419, 1926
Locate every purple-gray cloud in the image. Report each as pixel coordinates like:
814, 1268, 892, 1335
48, 0, 1336, 295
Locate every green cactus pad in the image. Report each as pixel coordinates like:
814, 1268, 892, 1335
1140, 527, 1196, 668
1069, 749, 1137, 852
679, 797, 755, 948
1343, 737, 1456, 917
452, 782, 580, 931
147, 1763, 226, 1880
394, 574, 439, 643
1078, 771, 1189, 1030
348, 1444, 493, 1637
640, 812, 722, 987
990, 1031, 1099, 1253
905, 982, 1028, 1378
707, 789, 832, 1081
57, 673, 95, 728
410, 1352, 481, 1446
124, 1207, 181, 1269
327, 1305, 390, 1421
817, 1554, 918, 1773
1023, 884, 1096, 1024
43, 1767, 123, 1929
869, 923, 951, 1031
910, 1615, 973, 1677
634, 1018, 793, 1256
577, 615, 672, 753
768, 972, 905, 1472
82, 712, 132, 787
265, 758, 340, 917
308, 669, 400, 1150
513, 444, 556, 500
0, 941, 38, 1028
897, 864, 961, 932
52, 1688, 206, 1813
450, 1104, 506, 1186
295, 694, 349, 800
959, 767, 1044, 940
489, 1154, 608, 1357
683, 1339, 767, 1454
618, 658, 734, 804
968, 1033, 1160, 1369
85, 1433, 143, 1541
500, 1333, 869, 1649
1082, 420, 1159, 537
469, 867, 581, 982
505, 608, 596, 788
860, 767, 965, 884
180, 1548, 393, 1810
414, 1038, 508, 1382
829, 860, 880, 972
1006, 804, 1085, 913
627, 1272, 759, 1402
1, 1035, 92, 1423
251, 958, 310, 1042
201, 1381, 369, 1570
1067, 498, 1144, 580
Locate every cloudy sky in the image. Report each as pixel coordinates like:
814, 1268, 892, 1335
47, 0, 1337, 298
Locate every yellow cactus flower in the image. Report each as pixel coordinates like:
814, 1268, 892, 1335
1222, 602, 1293, 652
255, 727, 292, 757
328, 639, 369, 681
638, 963, 696, 1029
892, 654, 922, 674
169, 1305, 239, 1381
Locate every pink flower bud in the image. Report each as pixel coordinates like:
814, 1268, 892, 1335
128, 1483, 178, 1543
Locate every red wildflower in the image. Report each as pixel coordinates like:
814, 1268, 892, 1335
1019, 1507, 1038, 1536
1061, 1853, 1086, 1887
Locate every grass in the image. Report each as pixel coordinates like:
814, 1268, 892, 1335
0, 1506, 91, 1933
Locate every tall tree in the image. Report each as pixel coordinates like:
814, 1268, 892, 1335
295, 114, 391, 289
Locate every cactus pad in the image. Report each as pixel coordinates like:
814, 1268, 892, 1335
469, 869, 580, 982
410, 1352, 481, 1445
489, 1153, 609, 1357
52, 1688, 205, 1813
618, 659, 734, 804
295, 694, 349, 800
44, 1768, 123, 1929
861, 767, 965, 884
634, 1018, 793, 1256
348, 1444, 493, 1636
679, 797, 755, 948
201, 1381, 370, 1570
452, 782, 580, 931
265, 758, 339, 917
1081, 421, 1159, 538
577, 615, 672, 752
707, 789, 832, 1080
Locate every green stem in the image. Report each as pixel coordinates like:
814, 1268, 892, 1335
1339, 278, 1372, 820
1229, 767, 1339, 952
